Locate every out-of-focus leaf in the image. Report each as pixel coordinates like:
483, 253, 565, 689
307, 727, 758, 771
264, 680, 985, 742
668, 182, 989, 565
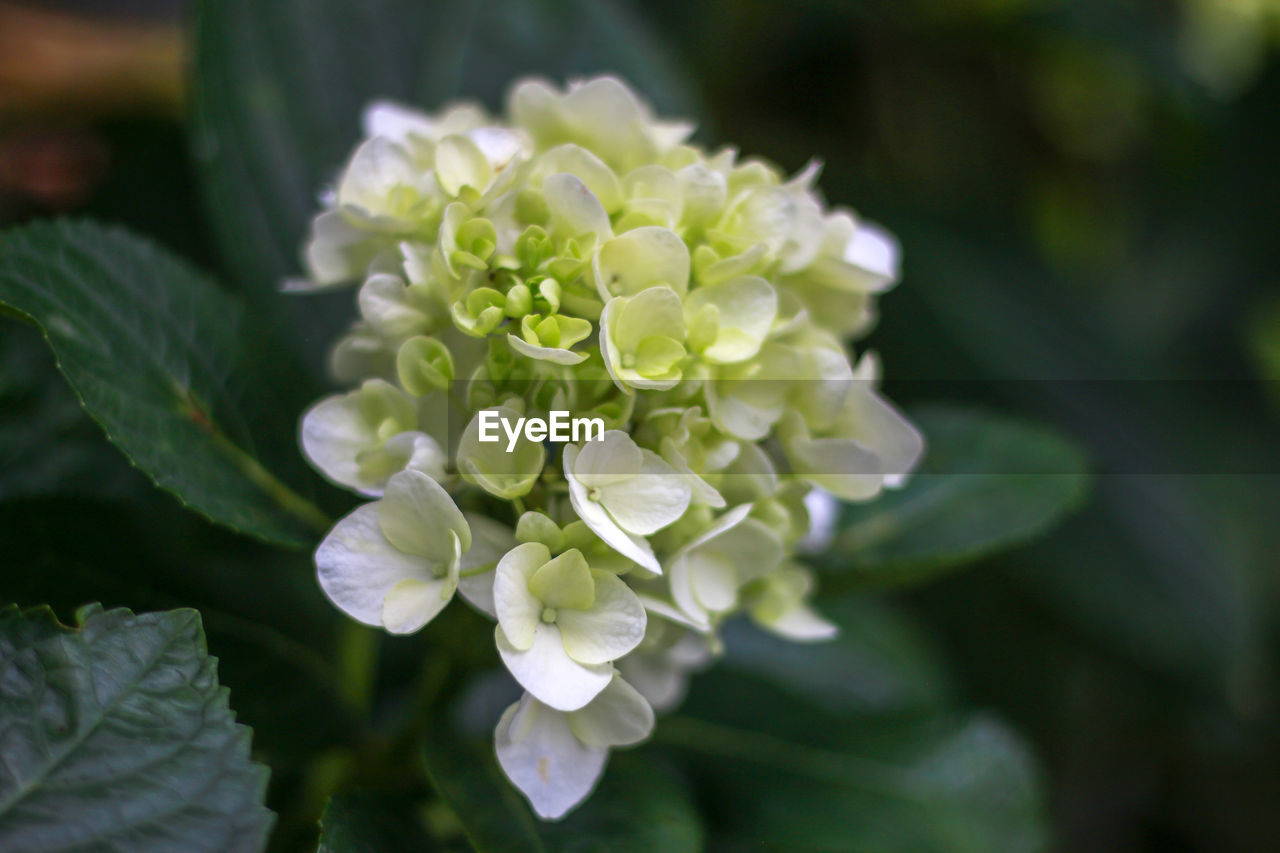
317, 792, 434, 853
0, 322, 151, 503
0, 219, 329, 547
0, 605, 273, 852
0, 497, 358, 759
817, 405, 1090, 590
666, 669, 1048, 853
720, 595, 952, 715
422, 726, 702, 852
189, 0, 696, 374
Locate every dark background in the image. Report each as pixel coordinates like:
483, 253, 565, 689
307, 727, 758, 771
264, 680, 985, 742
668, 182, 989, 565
3, 1, 1279, 850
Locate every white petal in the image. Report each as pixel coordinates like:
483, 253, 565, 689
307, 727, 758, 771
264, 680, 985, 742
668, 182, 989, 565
507, 332, 588, 365
597, 449, 691, 535
362, 100, 436, 144
495, 695, 607, 820
544, 172, 612, 242
496, 623, 613, 711
456, 514, 517, 619
567, 675, 654, 747
565, 452, 661, 573
763, 604, 839, 642
435, 134, 492, 196
381, 574, 454, 635
844, 221, 900, 284
556, 573, 647, 665
379, 470, 471, 559
299, 392, 378, 494
493, 542, 551, 649
303, 210, 378, 287
315, 504, 431, 628
592, 226, 690, 300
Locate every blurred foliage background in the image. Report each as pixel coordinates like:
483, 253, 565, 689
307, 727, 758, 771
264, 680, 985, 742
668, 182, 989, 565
2, 0, 1279, 850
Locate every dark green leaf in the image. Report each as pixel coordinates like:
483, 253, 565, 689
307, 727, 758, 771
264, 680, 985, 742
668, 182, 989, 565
317, 792, 435, 853
422, 726, 702, 852
189, 0, 696, 372
665, 670, 1048, 853
0, 219, 329, 547
720, 595, 952, 715
0, 497, 358, 759
817, 405, 1090, 590
0, 605, 273, 852
0, 322, 152, 503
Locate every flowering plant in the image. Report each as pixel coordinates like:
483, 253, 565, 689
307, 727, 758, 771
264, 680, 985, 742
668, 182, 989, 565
294, 75, 923, 817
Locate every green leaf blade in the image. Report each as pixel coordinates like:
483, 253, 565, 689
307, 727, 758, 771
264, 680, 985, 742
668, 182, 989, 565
0, 219, 328, 547
0, 605, 273, 852
819, 405, 1091, 589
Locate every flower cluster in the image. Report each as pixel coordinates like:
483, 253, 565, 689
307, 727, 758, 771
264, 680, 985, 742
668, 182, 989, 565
295, 76, 923, 819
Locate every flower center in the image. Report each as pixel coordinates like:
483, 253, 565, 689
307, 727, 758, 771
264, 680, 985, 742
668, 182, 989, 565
587, 487, 602, 502
540, 607, 558, 624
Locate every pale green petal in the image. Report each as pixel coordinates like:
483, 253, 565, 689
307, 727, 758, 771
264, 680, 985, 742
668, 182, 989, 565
538, 144, 622, 212
685, 276, 777, 363
597, 449, 690, 535
567, 674, 654, 747
529, 549, 596, 611
557, 572, 646, 664
435, 133, 492, 196
593, 227, 689, 299
457, 406, 545, 499
507, 332, 589, 365
544, 172, 612, 242
564, 444, 661, 573
381, 572, 454, 635
569, 430, 644, 488
493, 542, 551, 650
379, 469, 471, 559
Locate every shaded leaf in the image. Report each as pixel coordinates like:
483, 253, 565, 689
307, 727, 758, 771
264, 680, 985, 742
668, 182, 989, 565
665, 669, 1048, 853
0, 219, 329, 547
317, 792, 434, 853
0, 605, 273, 852
721, 595, 952, 715
818, 405, 1090, 589
0, 497, 358, 759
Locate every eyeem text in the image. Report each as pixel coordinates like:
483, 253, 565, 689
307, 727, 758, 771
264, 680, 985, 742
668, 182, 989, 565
478, 410, 605, 452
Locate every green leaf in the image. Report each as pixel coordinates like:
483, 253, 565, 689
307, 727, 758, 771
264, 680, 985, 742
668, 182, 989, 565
189, 0, 696, 371
664, 670, 1048, 853
317, 792, 435, 853
0, 322, 152, 503
720, 596, 952, 715
0, 604, 273, 852
0, 219, 330, 547
422, 726, 702, 852
0, 497, 359, 759
817, 405, 1091, 590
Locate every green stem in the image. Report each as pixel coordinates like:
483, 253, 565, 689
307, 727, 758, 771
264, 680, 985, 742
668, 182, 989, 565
204, 420, 332, 535
336, 620, 379, 717
459, 560, 497, 578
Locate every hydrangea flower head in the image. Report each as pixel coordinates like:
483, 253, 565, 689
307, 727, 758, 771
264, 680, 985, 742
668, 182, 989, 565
296, 74, 923, 819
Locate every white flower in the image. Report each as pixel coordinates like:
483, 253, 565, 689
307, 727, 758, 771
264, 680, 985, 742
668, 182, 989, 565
563, 430, 691, 573
495, 674, 654, 819
300, 379, 445, 496
315, 470, 470, 633
743, 565, 838, 642
780, 352, 924, 501
455, 514, 518, 618
668, 503, 784, 630
616, 618, 713, 712
494, 543, 646, 710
